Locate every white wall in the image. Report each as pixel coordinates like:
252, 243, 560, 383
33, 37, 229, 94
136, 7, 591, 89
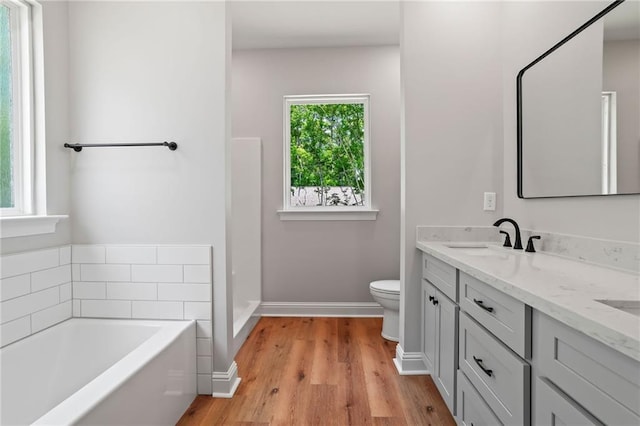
231, 138, 261, 319
232, 46, 401, 304
502, 1, 640, 242
66, 1, 234, 387
400, 1, 504, 353
1, 1, 71, 255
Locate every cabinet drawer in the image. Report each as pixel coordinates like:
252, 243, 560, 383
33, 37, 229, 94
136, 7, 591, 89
456, 370, 502, 426
534, 312, 640, 425
534, 377, 602, 426
422, 253, 458, 301
459, 312, 530, 426
459, 271, 530, 358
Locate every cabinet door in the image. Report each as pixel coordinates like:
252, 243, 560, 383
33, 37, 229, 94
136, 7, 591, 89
422, 280, 438, 373
434, 289, 458, 415
534, 377, 602, 426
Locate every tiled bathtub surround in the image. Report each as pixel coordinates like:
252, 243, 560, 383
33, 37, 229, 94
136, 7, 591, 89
71, 244, 213, 394
417, 226, 640, 273
0, 246, 72, 347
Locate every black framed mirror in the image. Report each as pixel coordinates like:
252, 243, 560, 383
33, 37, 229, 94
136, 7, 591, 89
517, 0, 639, 198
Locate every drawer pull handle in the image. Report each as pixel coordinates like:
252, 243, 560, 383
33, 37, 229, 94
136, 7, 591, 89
432, 298, 438, 306
473, 299, 494, 313
473, 356, 493, 377
428, 295, 434, 302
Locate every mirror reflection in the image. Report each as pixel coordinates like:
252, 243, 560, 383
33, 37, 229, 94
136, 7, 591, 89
518, 0, 639, 198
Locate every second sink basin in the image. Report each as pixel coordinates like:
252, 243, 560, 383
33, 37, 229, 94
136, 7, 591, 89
595, 299, 640, 318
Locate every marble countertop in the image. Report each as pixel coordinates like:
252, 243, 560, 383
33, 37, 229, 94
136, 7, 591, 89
416, 240, 640, 362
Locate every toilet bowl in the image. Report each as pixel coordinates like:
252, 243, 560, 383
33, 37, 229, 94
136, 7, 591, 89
369, 280, 400, 342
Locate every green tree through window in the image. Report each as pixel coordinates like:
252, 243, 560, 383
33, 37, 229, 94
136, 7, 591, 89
0, 5, 14, 208
289, 103, 365, 207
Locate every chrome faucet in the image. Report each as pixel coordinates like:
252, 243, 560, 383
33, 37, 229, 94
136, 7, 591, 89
493, 218, 523, 250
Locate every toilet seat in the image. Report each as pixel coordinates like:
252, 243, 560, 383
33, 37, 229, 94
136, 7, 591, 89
370, 280, 400, 295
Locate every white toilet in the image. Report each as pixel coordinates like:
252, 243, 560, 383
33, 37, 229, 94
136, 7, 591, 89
369, 279, 400, 342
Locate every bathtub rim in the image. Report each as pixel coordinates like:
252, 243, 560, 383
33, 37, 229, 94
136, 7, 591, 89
29, 318, 196, 426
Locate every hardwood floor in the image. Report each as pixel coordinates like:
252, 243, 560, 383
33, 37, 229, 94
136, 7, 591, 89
177, 317, 456, 426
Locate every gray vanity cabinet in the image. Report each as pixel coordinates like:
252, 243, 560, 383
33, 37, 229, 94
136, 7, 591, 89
459, 312, 530, 425
533, 312, 640, 425
457, 370, 503, 426
534, 377, 602, 426
422, 280, 438, 372
422, 279, 459, 414
421, 253, 459, 415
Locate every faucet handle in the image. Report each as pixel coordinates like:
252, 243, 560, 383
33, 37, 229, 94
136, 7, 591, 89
525, 235, 541, 253
499, 230, 512, 247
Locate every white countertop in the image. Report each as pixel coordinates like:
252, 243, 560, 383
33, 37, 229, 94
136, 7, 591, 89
416, 240, 640, 362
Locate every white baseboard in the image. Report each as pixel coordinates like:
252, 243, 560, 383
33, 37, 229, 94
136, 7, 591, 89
259, 302, 383, 317
393, 344, 428, 375
233, 315, 260, 357
211, 361, 241, 398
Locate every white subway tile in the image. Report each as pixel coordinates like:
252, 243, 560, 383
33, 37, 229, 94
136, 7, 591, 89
184, 302, 211, 320
197, 374, 212, 395
158, 283, 210, 302
80, 264, 130, 282
31, 301, 72, 333
81, 300, 131, 318
183, 265, 211, 284
72, 245, 105, 264
0, 287, 59, 324
73, 282, 106, 299
131, 265, 182, 283
196, 338, 212, 356
197, 356, 212, 374
59, 283, 72, 302
31, 265, 71, 292
1, 248, 59, 279
157, 246, 210, 265
72, 264, 81, 281
196, 320, 212, 338
132, 301, 183, 320
0, 274, 30, 302
72, 300, 81, 317
59, 246, 71, 265
107, 282, 157, 300
0, 316, 31, 347
106, 246, 156, 265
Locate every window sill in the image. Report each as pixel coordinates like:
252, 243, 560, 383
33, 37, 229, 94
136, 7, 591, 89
1, 215, 68, 239
277, 209, 379, 221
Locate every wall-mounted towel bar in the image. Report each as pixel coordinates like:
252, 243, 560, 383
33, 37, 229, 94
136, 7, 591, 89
64, 141, 178, 152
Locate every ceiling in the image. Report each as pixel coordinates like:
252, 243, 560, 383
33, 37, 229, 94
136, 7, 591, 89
230, 0, 401, 50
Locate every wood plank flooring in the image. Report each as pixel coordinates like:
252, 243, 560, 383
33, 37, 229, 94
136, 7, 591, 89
177, 317, 456, 426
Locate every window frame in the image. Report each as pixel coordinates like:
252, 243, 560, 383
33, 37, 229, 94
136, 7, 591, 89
281, 94, 376, 220
0, 0, 66, 238
1, 0, 34, 217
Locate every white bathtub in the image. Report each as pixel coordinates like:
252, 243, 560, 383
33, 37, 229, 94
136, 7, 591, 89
0, 318, 196, 425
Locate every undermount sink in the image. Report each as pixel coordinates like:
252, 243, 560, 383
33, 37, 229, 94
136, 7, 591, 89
444, 243, 489, 249
596, 300, 640, 318
443, 244, 507, 257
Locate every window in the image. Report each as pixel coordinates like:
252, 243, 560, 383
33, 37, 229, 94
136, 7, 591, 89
1, 0, 34, 217
0, 0, 63, 238
281, 94, 376, 220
